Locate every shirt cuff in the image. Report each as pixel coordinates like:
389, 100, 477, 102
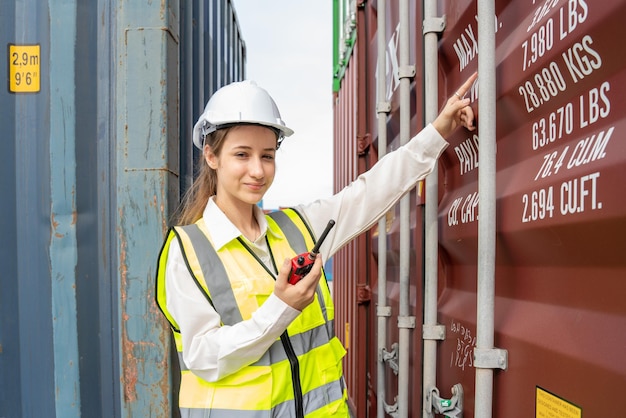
405, 123, 449, 160
256, 293, 301, 331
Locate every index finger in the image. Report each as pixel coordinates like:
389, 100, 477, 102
457, 72, 478, 98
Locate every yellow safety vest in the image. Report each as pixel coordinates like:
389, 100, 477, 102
156, 208, 349, 417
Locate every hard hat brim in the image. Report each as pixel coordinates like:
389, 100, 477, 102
192, 120, 294, 149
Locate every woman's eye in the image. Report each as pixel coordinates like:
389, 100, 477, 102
263, 154, 275, 160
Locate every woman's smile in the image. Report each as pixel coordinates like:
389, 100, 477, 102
245, 181, 265, 191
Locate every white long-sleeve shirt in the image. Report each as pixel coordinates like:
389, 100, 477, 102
164, 123, 448, 382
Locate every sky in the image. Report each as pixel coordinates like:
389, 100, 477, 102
231, 1, 334, 210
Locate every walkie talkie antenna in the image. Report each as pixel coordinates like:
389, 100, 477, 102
310, 220, 335, 256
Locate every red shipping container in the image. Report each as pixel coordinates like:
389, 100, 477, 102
332, 0, 626, 416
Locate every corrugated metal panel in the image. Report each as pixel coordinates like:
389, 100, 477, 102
116, 1, 181, 416
437, 0, 626, 416
333, 16, 373, 413
333, 2, 428, 415
369, 2, 429, 417
333, 0, 626, 417
333, 38, 361, 414
1, 1, 244, 416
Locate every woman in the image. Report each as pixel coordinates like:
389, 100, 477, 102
156, 74, 477, 417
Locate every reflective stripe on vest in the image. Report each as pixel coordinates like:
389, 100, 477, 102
180, 375, 346, 418
177, 317, 335, 371
155, 208, 348, 417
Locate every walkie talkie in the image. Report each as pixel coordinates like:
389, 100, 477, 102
288, 220, 336, 285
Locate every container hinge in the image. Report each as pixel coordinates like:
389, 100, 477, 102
397, 65, 415, 80
383, 399, 398, 418
427, 384, 464, 418
422, 324, 446, 341
356, 283, 371, 304
381, 342, 399, 376
356, 134, 372, 156
473, 347, 508, 370
423, 16, 446, 35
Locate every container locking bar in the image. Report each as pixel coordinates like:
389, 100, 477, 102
428, 384, 464, 418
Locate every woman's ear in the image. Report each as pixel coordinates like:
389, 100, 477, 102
204, 144, 218, 169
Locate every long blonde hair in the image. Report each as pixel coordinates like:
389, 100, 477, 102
172, 127, 232, 225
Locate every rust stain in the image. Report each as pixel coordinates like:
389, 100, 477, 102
50, 213, 65, 238
117, 190, 175, 411
152, 282, 174, 409
118, 224, 138, 403
119, 205, 171, 408
122, 336, 138, 402
49, 210, 78, 236
154, 191, 169, 233
51, 213, 59, 230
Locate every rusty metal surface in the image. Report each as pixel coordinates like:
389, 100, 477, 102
333, 33, 365, 414
1, 1, 245, 417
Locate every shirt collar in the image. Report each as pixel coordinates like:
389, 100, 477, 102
201, 197, 283, 250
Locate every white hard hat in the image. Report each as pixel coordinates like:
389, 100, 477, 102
192, 80, 294, 149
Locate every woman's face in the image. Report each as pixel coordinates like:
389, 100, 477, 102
204, 124, 277, 208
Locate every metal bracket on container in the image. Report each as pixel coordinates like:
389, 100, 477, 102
427, 384, 464, 418
423, 324, 446, 341
376, 101, 391, 114
383, 399, 398, 418
381, 342, 399, 375
377, 305, 392, 318
423, 16, 446, 35
397, 315, 416, 329
397, 65, 416, 80
473, 347, 508, 370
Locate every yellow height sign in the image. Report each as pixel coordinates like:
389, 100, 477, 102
9, 44, 41, 93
